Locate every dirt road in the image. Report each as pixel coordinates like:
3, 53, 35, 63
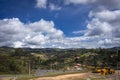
30, 72, 103, 80
30, 71, 120, 80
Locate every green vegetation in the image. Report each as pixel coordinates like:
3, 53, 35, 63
0, 47, 119, 74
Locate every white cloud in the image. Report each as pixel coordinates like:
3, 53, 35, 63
0, 18, 30, 46
98, 38, 120, 48
36, 0, 61, 11
0, 17, 119, 48
89, 10, 120, 22
35, 0, 120, 11
82, 9, 120, 47
72, 8, 120, 48
72, 30, 86, 34
0, 17, 103, 48
88, 9, 120, 37
28, 19, 63, 39
36, 0, 47, 8
13, 41, 24, 48
1, 0, 120, 48
64, 0, 120, 10
65, 0, 96, 4
85, 18, 112, 36
96, 0, 120, 10
49, 3, 61, 11
65, 0, 120, 48
0, 18, 65, 48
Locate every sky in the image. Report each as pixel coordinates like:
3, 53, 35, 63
0, 0, 120, 48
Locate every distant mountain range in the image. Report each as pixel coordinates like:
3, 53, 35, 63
1, 46, 120, 49
0, 46, 120, 53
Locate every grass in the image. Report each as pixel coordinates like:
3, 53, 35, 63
16, 71, 85, 80
16, 75, 37, 80
0, 74, 35, 80
0, 71, 107, 80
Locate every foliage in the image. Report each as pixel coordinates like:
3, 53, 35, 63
0, 47, 119, 74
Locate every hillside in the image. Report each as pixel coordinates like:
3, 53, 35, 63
0, 47, 119, 74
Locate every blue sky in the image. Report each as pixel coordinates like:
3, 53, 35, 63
0, 0, 120, 48
0, 0, 91, 36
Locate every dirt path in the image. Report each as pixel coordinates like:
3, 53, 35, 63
30, 72, 101, 80
30, 72, 120, 80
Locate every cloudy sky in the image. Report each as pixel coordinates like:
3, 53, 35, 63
0, 0, 120, 48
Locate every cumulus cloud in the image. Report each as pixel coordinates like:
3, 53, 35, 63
89, 10, 120, 22
85, 18, 112, 36
1, 0, 120, 48
0, 18, 104, 48
36, 0, 47, 8
87, 9, 120, 37
71, 0, 120, 48
0, 18, 65, 48
0, 17, 119, 48
82, 8, 120, 47
98, 38, 120, 48
0, 18, 30, 46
